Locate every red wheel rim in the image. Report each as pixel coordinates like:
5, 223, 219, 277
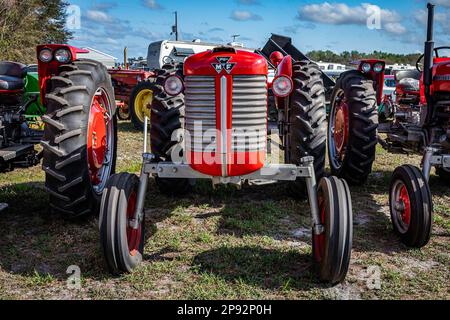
398, 185, 411, 227
334, 95, 349, 159
126, 192, 142, 256
391, 180, 412, 233
87, 88, 114, 193
329, 91, 349, 169
314, 194, 326, 263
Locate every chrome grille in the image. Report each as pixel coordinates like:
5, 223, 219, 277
184, 75, 268, 153
185, 76, 217, 152
232, 75, 267, 152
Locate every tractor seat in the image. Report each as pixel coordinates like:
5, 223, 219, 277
0, 75, 24, 90
0, 61, 26, 91
395, 69, 421, 93
398, 78, 420, 93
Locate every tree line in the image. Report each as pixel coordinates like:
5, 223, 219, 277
306, 50, 422, 66
0, 0, 72, 64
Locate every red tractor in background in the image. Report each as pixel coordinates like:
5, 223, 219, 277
328, 2, 449, 248
36, 45, 117, 218
108, 67, 154, 122
99, 37, 353, 285
109, 40, 230, 130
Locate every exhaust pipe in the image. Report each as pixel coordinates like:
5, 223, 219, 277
424, 3, 435, 88
424, 3, 435, 125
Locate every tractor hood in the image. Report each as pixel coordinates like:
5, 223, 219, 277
433, 58, 450, 93
184, 47, 268, 76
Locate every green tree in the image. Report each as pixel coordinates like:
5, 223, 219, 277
0, 0, 72, 63
306, 49, 422, 66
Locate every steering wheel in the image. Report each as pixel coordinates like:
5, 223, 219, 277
416, 46, 450, 72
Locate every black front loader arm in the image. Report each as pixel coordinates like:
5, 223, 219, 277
259, 34, 336, 90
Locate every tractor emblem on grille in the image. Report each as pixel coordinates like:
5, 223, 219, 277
212, 57, 236, 74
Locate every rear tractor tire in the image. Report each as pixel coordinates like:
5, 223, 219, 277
100, 173, 145, 274
288, 60, 327, 198
42, 59, 117, 218
312, 177, 353, 285
389, 165, 433, 248
150, 64, 192, 196
328, 70, 378, 185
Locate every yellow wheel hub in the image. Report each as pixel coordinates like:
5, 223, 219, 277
134, 89, 153, 123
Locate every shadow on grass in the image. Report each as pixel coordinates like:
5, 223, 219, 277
0, 168, 446, 286
348, 169, 450, 254
193, 246, 321, 291
0, 180, 179, 282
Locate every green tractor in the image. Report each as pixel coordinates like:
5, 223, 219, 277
23, 64, 45, 127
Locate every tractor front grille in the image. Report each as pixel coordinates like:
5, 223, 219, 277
185, 76, 217, 152
231, 75, 267, 152
184, 75, 268, 153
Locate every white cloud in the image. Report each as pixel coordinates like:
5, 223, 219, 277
414, 8, 450, 34
433, 0, 450, 8
85, 10, 112, 23
297, 2, 406, 35
230, 10, 262, 21
384, 22, 407, 35
143, 0, 163, 10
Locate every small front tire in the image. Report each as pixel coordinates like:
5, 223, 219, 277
389, 165, 433, 248
100, 173, 145, 274
313, 176, 353, 285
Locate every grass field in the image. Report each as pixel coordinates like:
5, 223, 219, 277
0, 122, 449, 300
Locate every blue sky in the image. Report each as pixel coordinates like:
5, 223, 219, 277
67, 0, 450, 60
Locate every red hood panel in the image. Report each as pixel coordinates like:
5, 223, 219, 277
184, 49, 268, 76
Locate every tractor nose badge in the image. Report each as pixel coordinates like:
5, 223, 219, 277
212, 57, 236, 74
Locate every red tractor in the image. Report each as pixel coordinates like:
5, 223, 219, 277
36, 45, 117, 218
99, 41, 353, 284
328, 3, 448, 248
108, 68, 154, 122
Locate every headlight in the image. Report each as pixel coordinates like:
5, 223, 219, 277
361, 63, 372, 73
164, 76, 184, 96
54, 48, 71, 63
272, 76, 293, 97
39, 49, 53, 63
373, 63, 384, 73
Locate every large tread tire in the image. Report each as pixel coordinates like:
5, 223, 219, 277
100, 173, 144, 274
288, 60, 327, 197
150, 64, 191, 196
313, 176, 353, 285
328, 70, 378, 185
129, 78, 156, 130
41, 59, 117, 218
389, 165, 433, 248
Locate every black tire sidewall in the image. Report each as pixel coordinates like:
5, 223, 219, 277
389, 165, 433, 248
100, 173, 144, 274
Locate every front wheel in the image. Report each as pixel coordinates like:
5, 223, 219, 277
389, 165, 433, 248
100, 173, 145, 274
312, 177, 353, 285
129, 79, 155, 130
